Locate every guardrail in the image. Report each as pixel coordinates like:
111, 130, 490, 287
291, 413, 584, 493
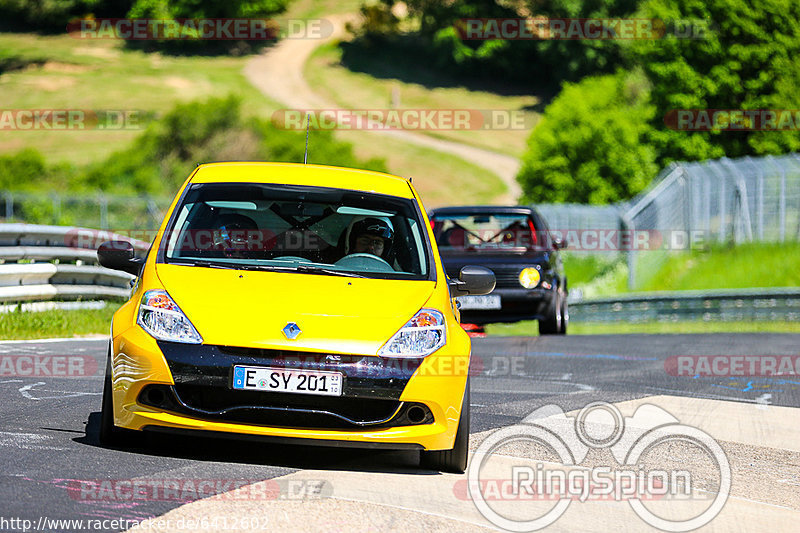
570, 287, 800, 322
0, 223, 150, 304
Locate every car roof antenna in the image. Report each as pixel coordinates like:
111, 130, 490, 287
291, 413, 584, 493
304, 113, 310, 164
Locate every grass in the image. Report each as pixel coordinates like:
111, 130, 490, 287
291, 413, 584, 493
0, 28, 507, 206
283, 0, 363, 19
485, 320, 800, 336
637, 242, 800, 291
329, 129, 507, 206
564, 242, 800, 298
0, 303, 120, 340
0, 33, 277, 165
482, 243, 800, 335
305, 40, 539, 158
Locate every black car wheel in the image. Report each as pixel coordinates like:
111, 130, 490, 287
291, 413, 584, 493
558, 295, 568, 335
99, 349, 139, 446
421, 378, 470, 473
538, 288, 563, 335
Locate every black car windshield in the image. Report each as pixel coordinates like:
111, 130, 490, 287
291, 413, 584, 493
161, 183, 431, 280
432, 213, 543, 252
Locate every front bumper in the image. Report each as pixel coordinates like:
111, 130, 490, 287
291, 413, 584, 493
459, 287, 555, 325
111, 326, 468, 450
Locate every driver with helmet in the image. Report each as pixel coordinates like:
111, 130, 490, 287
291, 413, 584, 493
343, 216, 394, 261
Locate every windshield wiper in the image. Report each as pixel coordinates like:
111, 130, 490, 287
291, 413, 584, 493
168, 260, 240, 269
294, 264, 366, 278
169, 260, 366, 277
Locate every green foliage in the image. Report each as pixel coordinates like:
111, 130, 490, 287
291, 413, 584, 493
0, 303, 122, 340
377, 0, 639, 87
628, 0, 800, 165
127, 0, 290, 18
125, 0, 291, 53
0, 149, 48, 190
0, 0, 101, 31
518, 71, 657, 204
345, 0, 400, 44
6, 96, 386, 198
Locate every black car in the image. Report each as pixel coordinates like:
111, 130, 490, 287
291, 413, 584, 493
429, 205, 567, 334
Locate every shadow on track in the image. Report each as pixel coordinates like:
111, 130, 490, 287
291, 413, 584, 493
77, 412, 438, 476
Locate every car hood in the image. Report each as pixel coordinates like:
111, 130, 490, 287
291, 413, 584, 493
155, 264, 436, 354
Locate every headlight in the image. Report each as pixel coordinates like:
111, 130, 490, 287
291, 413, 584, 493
519, 267, 541, 289
137, 289, 202, 344
379, 309, 446, 358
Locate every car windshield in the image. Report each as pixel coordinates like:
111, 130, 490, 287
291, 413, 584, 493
161, 182, 431, 280
432, 213, 543, 252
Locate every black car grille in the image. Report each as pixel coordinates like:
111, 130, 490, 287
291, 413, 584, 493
448, 265, 522, 289
138, 384, 433, 430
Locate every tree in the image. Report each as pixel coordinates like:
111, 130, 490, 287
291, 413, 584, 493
628, 0, 800, 165
517, 70, 657, 204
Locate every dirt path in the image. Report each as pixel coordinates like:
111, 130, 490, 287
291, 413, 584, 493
243, 14, 523, 204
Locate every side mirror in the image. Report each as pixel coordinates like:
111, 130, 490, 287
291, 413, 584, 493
97, 241, 144, 276
553, 238, 567, 250
449, 265, 496, 297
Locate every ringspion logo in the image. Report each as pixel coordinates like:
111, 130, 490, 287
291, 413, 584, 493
467, 401, 730, 531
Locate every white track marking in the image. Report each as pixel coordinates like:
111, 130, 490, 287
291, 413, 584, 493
18, 381, 100, 400
0, 336, 108, 344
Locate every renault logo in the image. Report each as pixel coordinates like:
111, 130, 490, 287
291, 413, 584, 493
282, 322, 302, 340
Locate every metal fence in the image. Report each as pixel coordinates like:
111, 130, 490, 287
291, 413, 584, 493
0, 190, 172, 231
2, 153, 798, 291
534, 153, 800, 289
624, 153, 800, 288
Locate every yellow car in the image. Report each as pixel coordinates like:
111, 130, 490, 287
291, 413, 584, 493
97, 162, 495, 473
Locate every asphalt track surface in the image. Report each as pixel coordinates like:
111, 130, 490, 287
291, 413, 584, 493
0, 334, 798, 532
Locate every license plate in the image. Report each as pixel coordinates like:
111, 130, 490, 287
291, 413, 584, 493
457, 294, 502, 310
232, 366, 343, 396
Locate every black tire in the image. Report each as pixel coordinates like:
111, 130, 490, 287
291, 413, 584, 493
99, 350, 139, 446
558, 296, 568, 335
538, 289, 563, 335
421, 378, 470, 473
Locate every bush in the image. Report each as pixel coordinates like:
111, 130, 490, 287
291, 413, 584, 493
124, 0, 290, 54
517, 70, 657, 204
1, 96, 386, 201
77, 95, 386, 196
351, 0, 640, 89
628, 0, 800, 165
0, 0, 102, 32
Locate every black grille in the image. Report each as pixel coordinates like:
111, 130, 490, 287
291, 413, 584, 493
447, 266, 521, 288
491, 266, 523, 287
138, 384, 433, 430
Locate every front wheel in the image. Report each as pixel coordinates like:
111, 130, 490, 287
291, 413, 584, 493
558, 296, 568, 335
538, 289, 564, 335
99, 351, 139, 446
99, 353, 121, 445
421, 379, 470, 473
